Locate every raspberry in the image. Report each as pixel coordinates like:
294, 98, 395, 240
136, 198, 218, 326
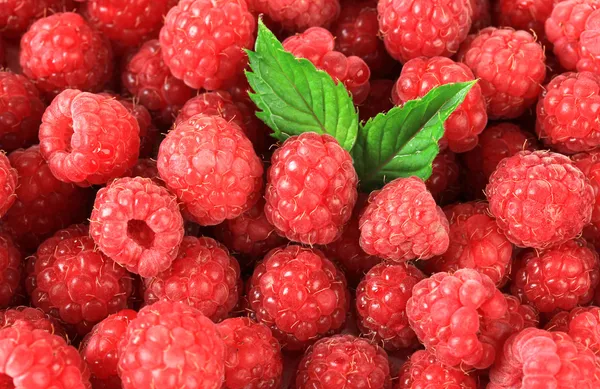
406, 269, 509, 369
121, 39, 195, 127
425, 149, 461, 205
2, 145, 91, 252
536, 71, 600, 153
331, 2, 394, 76
84, 0, 176, 50
118, 301, 225, 389
458, 27, 546, 119
488, 328, 600, 388
39, 89, 140, 186
143, 236, 241, 321
282, 28, 371, 104
0, 306, 66, 338
157, 114, 263, 226
107, 96, 159, 159
295, 335, 391, 389
159, 0, 256, 90
0, 233, 21, 309
355, 262, 425, 351
378, 0, 472, 63
265, 132, 358, 245
510, 239, 600, 313
320, 195, 382, 286
214, 198, 287, 263
393, 56, 487, 153
359, 177, 449, 262
426, 202, 513, 287
545, 0, 600, 73
486, 150, 594, 248
90, 176, 184, 278
247, 245, 349, 350
20, 12, 112, 95
396, 350, 478, 389
494, 0, 557, 44
546, 307, 600, 353
0, 152, 16, 218
0, 326, 91, 388
460, 123, 539, 200
0, 71, 45, 152
217, 317, 283, 389
470, 0, 492, 32
358, 79, 394, 123
125, 158, 159, 181
0, 0, 74, 38
250, 0, 340, 32
26, 224, 133, 335
80, 309, 137, 389
573, 151, 600, 224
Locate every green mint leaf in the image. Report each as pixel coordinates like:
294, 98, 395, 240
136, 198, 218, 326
245, 19, 358, 151
352, 81, 476, 191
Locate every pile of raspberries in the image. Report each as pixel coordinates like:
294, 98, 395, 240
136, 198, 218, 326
1, 0, 600, 388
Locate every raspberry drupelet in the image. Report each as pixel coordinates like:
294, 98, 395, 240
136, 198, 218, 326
359, 177, 449, 262
125, 158, 159, 181
0, 0, 75, 38
159, 0, 256, 90
396, 350, 478, 389
217, 317, 283, 389
511, 239, 600, 313
494, 0, 557, 43
250, 0, 340, 32
486, 150, 594, 248
157, 114, 264, 226
117, 301, 225, 389
425, 149, 461, 205
546, 306, 600, 353
358, 79, 394, 123
470, 0, 492, 32
573, 150, 600, 251
0, 233, 22, 309
19, 12, 112, 95
0, 306, 66, 338
458, 27, 546, 119
143, 236, 241, 322
355, 262, 425, 351
90, 176, 184, 278
247, 245, 349, 350
392, 56, 488, 153
26, 224, 134, 335
282, 27, 371, 104
0, 152, 16, 219
264, 132, 358, 245
295, 335, 391, 389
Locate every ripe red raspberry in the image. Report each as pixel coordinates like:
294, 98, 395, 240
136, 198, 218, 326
573, 150, 600, 223
0, 233, 22, 308
159, 0, 256, 90
393, 56, 487, 153
407, 269, 509, 369
510, 239, 600, 313
0, 0, 74, 38
26, 224, 133, 335
84, 0, 177, 50
0, 306, 66, 338
214, 198, 287, 263
458, 27, 546, 119
118, 301, 225, 389
425, 149, 461, 205
359, 177, 449, 262
121, 39, 194, 127
90, 176, 184, 278
158, 114, 263, 226
461, 123, 539, 200
470, 0, 492, 32
265, 132, 358, 245
378, 0, 472, 63
282, 28, 371, 104
488, 328, 600, 388
320, 195, 382, 286
80, 309, 137, 389
20, 12, 112, 95
358, 79, 394, 123
355, 262, 425, 351
217, 317, 283, 389
0, 71, 45, 152
396, 350, 478, 389
536, 71, 600, 153
250, 0, 340, 32
545, 0, 600, 73
295, 335, 391, 389
39, 89, 140, 186
2, 145, 91, 252
426, 202, 513, 286
247, 245, 349, 350
494, 0, 556, 44
486, 150, 594, 248
0, 152, 16, 218
0, 326, 91, 388
143, 236, 241, 321
546, 307, 600, 353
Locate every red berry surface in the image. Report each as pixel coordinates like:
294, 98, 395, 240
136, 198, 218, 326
0, 306, 66, 338
0, 0, 75, 38
126, 158, 159, 181
110, 97, 159, 159
358, 79, 394, 123
546, 306, 600, 353
494, 0, 556, 43
251, 0, 340, 32
0, 233, 21, 309
470, 0, 492, 32
396, 350, 478, 389
425, 149, 461, 205
0, 151, 16, 219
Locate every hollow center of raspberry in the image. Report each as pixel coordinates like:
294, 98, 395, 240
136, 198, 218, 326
0, 375, 14, 389
127, 219, 155, 248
